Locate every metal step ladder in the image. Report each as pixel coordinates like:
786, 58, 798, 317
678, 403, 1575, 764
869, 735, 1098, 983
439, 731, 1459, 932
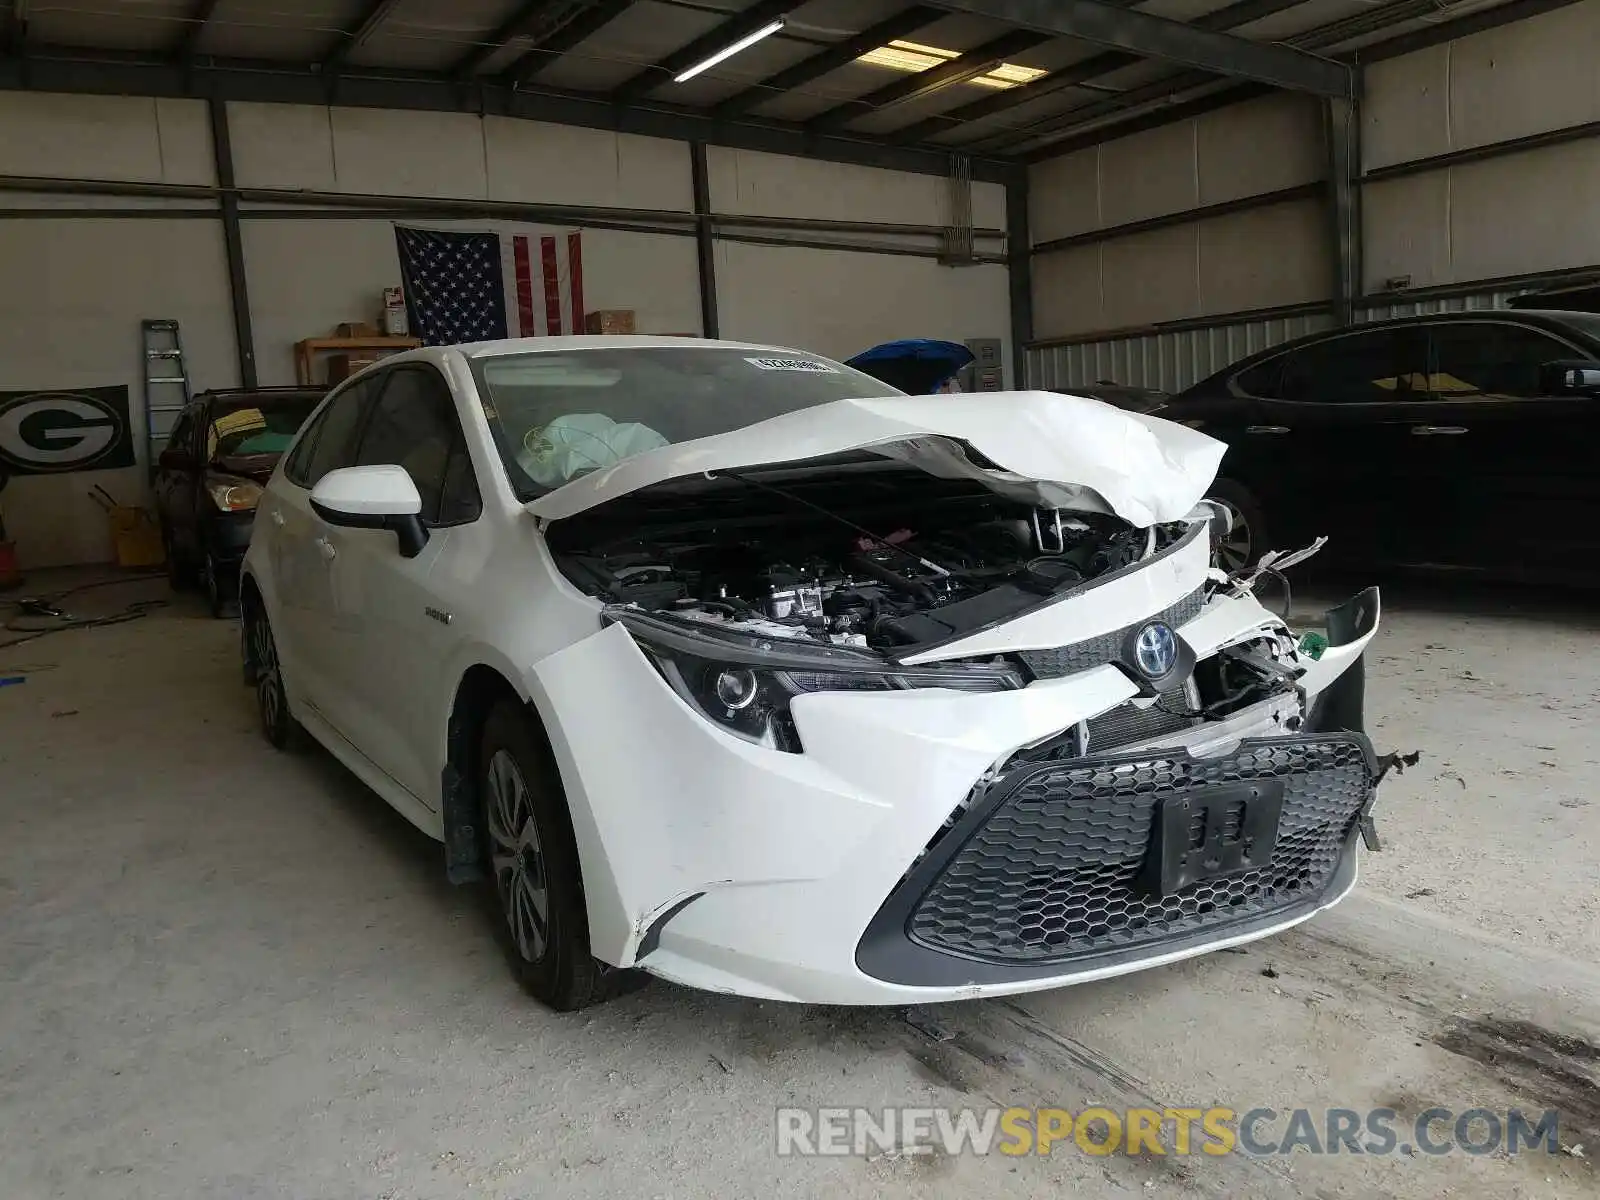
142, 319, 191, 470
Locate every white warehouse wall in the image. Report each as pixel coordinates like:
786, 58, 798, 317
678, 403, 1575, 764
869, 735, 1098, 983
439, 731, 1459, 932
0, 91, 1013, 566
0, 93, 236, 569
1027, 93, 1328, 340
715, 241, 1011, 373
1362, 1, 1600, 291
244, 219, 704, 385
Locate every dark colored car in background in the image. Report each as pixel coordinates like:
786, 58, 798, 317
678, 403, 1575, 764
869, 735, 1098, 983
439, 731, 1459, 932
1164, 309, 1600, 582
154, 386, 324, 615
1052, 381, 1172, 414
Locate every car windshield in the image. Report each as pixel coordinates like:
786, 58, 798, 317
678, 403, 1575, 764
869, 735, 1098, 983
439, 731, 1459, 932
470, 346, 901, 497
207, 396, 321, 460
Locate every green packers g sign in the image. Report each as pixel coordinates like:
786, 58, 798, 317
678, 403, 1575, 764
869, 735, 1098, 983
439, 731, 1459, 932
0, 387, 136, 475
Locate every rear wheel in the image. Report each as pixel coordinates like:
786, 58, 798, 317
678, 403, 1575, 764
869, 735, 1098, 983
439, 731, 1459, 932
480, 700, 620, 1011
1207, 479, 1269, 572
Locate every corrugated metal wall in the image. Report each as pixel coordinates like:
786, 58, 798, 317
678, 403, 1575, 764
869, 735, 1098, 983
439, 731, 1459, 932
1026, 283, 1520, 393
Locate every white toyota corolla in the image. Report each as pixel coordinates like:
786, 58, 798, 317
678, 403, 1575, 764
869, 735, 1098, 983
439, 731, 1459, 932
240, 336, 1387, 1010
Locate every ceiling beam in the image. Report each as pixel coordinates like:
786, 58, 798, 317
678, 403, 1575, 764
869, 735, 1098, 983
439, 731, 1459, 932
175, 0, 223, 62
805, 28, 1048, 133
501, 0, 636, 86
892, 0, 1307, 144
995, 0, 1444, 156
0, 45, 1024, 184
924, 0, 1352, 97
451, 0, 561, 78
609, 0, 804, 104
323, 0, 407, 72
712, 5, 944, 120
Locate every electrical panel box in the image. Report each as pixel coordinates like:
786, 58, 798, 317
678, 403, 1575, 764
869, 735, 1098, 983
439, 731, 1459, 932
963, 338, 1005, 392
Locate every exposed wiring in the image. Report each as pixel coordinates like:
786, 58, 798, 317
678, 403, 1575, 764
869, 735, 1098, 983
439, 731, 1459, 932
0, 571, 168, 651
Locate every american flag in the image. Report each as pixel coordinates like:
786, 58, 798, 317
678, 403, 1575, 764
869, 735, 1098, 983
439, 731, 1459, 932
393, 225, 585, 345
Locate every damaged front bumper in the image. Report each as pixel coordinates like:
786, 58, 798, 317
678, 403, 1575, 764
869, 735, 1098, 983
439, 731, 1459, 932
527, 572, 1385, 1005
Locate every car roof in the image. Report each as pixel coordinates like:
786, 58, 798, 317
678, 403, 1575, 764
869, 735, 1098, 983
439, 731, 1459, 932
196, 386, 325, 402
1178, 307, 1600, 394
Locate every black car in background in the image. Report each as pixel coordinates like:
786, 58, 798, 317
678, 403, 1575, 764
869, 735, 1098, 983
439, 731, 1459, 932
154, 387, 324, 615
1166, 310, 1600, 583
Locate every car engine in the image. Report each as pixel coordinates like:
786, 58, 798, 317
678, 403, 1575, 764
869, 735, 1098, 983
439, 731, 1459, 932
555, 499, 1190, 655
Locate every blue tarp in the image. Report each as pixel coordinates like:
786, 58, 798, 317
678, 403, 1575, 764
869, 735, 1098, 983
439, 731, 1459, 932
846, 339, 975, 394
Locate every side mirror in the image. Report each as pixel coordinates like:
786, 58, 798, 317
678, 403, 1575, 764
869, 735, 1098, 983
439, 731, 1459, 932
309, 465, 428, 558
158, 448, 196, 471
1538, 359, 1600, 395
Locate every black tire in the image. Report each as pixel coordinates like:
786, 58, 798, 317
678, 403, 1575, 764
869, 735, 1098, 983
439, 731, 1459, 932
1206, 478, 1270, 573
200, 550, 233, 619
245, 599, 303, 751
163, 525, 191, 591
479, 700, 623, 1011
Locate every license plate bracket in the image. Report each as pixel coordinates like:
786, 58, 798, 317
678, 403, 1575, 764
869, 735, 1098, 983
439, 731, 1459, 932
1139, 780, 1285, 898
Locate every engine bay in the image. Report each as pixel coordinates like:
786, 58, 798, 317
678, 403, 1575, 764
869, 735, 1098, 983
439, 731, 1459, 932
549, 466, 1192, 655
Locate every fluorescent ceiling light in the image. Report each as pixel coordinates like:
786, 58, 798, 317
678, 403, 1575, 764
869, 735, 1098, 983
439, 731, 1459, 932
857, 39, 1047, 90
674, 18, 786, 83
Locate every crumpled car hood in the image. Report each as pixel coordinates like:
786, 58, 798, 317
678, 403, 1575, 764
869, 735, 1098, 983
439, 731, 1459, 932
525, 390, 1226, 527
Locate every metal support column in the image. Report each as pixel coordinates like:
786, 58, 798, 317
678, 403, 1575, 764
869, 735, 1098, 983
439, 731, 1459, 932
689, 141, 719, 339
1323, 85, 1361, 326
207, 96, 258, 387
1005, 172, 1033, 388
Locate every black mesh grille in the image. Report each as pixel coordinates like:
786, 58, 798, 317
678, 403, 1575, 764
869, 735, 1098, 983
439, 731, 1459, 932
1085, 688, 1195, 750
1016, 586, 1207, 680
907, 738, 1371, 963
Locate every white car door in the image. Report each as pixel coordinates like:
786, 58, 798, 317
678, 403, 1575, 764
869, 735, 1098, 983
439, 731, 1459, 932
263, 378, 377, 724
318, 365, 479, 807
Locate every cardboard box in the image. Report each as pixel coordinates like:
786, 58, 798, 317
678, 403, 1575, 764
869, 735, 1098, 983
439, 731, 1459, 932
585, 309, 636, 335
335, 322, 381, 338
326, 354, 380, 383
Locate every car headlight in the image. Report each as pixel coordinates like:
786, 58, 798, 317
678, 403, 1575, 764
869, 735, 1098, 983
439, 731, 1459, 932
206, 480, 263, 512
610, 610, 1022, 753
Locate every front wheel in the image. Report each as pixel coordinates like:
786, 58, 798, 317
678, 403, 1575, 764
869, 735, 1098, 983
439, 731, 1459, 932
1206, 479, 1269, 573
480, 700, 621, 1011
245, 600, 301, 750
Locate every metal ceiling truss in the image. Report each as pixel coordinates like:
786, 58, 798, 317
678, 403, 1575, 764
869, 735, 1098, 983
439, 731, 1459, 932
0, 45, 1021, 183
805, 28, 1049, 132
924, 0, 1351, 97
323, 0, 408, 73
501, 0, 637, 86
175, 0, 222, 63
892, 0, 1310, 145
451, 0, 565, 78
610, 0, 805, 104
1001, 0, 1576, 159
711, 6, 945, 119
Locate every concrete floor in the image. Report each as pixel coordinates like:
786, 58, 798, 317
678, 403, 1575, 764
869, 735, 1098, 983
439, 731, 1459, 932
2, 572, 1596, 1199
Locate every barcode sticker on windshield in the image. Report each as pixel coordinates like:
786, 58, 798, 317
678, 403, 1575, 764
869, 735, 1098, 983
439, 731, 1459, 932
745, 356, 838, 373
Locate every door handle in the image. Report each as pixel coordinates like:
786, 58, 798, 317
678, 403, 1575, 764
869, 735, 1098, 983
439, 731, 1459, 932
1245, 425, 1291, 435
314, 536, 336, 561
1411, 425, 1468, 436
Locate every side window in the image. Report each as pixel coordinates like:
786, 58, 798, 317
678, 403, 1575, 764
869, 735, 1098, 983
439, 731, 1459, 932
1277, 330, 1404, 403
295, 379, 378, 488
1235, 357, 1283, 397
164, 409, 196, 455
352, 366, 480, 527
1426, 323, 1575, 398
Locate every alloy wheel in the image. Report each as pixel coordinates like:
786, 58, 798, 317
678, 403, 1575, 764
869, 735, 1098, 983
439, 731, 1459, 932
1212, 500, 1254, 572
251, 607, 283, 737
486, 748, 550, 964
